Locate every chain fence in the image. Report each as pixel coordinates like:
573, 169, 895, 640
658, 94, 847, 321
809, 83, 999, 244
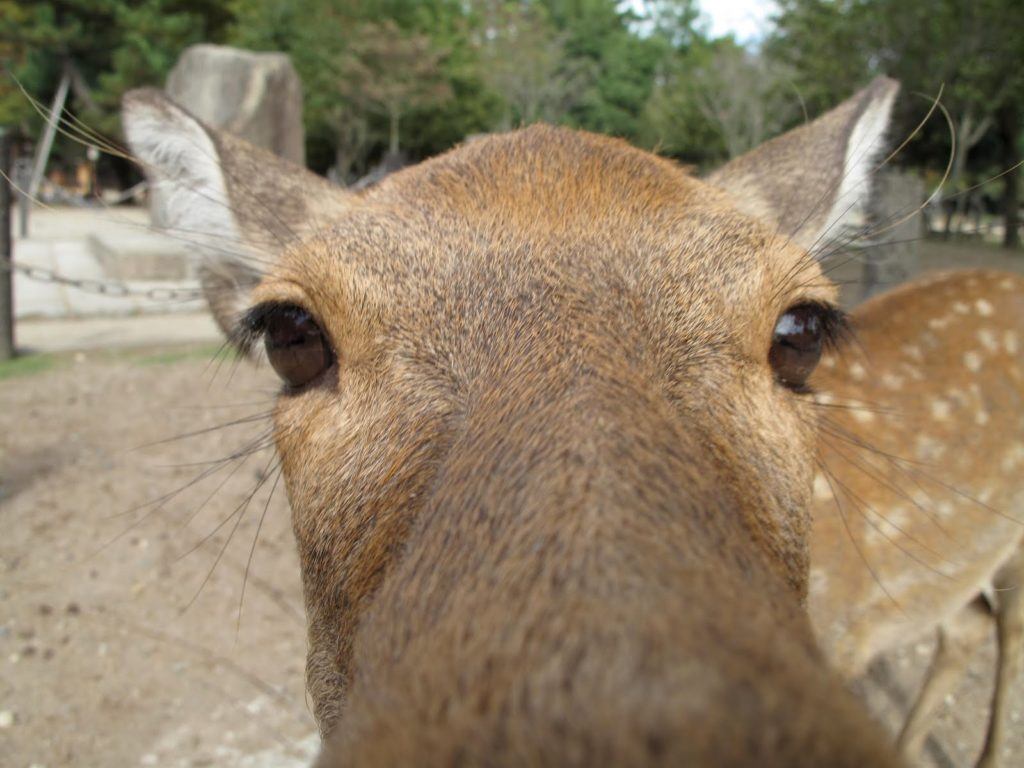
1, 260, 203, 302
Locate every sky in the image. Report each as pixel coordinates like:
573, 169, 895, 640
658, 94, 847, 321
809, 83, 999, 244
700, 0, 777, 43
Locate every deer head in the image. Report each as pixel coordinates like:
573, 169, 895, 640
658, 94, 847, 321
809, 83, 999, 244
123, 77, 902, 766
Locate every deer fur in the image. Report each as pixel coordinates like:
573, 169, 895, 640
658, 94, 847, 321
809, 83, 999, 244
122, 79, 906, 766
809, 269, 1024, 767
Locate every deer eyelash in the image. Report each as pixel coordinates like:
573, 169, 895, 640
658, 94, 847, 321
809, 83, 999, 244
813, 302, 854, 353
231, 302, 300, 356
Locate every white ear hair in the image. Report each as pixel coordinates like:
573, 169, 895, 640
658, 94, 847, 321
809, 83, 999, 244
707, 77, 900, 250
122, 89, 242, 262
123, 87, 353, 339
822, 81, 899, 239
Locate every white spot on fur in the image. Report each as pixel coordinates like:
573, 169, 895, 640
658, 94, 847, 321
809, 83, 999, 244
964, 351, 983, 372
931, 399, 951, 420
978, 329, 999, 352
953, 301, 971, 315
902, 344, 923, 362
809, 567, 828, 597
849, 362, 866, 381
879, 507, 909, 536
975, 299, 994, 317
946, 388, 968, 405
1006, 332, 1020, 355
928, 316, 952, 330
852, 409, 875, 424
936, 501, 955, 519
882, 372, 904, 390
904, 365, 925, 381
820, 355, 836, 370
1002, 444, 1024, 473
910, 490, 931, 507
916, 435, 945, 460
813, 474, 833, 501
976, 409, 990, 426
1000, 278, 1016, 290
814, 392, 835, 406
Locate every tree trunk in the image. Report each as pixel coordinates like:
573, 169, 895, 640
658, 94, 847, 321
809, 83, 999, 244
335, 145, 354, 186
998, 103, 1021, 249
946, 132, 969, 239
943, 111, 994, 239
388, 104, 401, 156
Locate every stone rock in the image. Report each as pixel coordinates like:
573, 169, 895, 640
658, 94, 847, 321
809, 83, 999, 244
858, 169, 924, 300
165, 44, 304, 165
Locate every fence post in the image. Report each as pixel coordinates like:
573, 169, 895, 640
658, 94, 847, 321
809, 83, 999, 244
0, 128, 14, 360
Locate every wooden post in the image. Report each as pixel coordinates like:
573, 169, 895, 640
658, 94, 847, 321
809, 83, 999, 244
27, 67, 71, 203
0, 129, 14, 360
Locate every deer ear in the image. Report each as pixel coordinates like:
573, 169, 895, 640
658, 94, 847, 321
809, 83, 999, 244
707, 77, 899, 249
121, 88, 350, 336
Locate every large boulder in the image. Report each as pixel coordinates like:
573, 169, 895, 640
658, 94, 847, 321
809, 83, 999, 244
165, 44, 304, 165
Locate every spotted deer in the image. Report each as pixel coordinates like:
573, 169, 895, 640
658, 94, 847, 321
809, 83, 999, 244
808, 269, 1024, 767
120, 79, 910, 765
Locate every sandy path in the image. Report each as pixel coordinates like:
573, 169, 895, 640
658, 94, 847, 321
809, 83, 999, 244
1, 351, 315, 767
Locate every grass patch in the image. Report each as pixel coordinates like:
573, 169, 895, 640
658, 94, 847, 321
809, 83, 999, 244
0, 353, 60, 380
0, 343, 240, 380
130, 343, 236, 367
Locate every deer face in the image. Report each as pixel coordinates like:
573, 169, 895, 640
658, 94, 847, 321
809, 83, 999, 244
124, 78, 902, 766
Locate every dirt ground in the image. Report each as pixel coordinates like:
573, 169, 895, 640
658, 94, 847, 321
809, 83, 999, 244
1, 351, 317, 767
1, 241, 1023, 767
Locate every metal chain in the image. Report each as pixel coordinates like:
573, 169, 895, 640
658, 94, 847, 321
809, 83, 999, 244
0, 261, 203, 301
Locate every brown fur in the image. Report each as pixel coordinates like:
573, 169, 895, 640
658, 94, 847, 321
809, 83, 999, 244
122, 83, 906, 766
709, 77, 897, 245
809, 270, 1024, 766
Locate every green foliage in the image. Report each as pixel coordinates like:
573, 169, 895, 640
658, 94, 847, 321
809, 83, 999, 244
1, 1, 231, 158
769, 0, 1024, 169
769, 0, 1024, 246
8, 0, 1015, 203
5, 0, 724, 177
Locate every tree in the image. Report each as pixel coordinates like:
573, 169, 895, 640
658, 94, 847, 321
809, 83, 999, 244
540, 0, 672, 139
636, 42, 725, 165
0, 1, 232, 163
0, 0, 35, 126
472, 1, 593, 130
338, 19, 452, 157
769, 0, 1024, 248
228, 0, 491, 179
690, 39, 799, 158
4, 0, 727, 186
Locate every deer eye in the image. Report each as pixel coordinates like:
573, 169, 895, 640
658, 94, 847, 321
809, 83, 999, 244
770, 303, 845, 391
261, 305, 334, 388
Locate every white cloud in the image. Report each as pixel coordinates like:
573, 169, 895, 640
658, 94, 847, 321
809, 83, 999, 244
700, 0, 777, 43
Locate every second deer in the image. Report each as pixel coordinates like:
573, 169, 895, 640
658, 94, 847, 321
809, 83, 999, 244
810, 269, 1024, 767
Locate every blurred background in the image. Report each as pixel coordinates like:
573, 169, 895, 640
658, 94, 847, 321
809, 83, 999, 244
0, 2, 1022, 767
2, 1, 1022, 234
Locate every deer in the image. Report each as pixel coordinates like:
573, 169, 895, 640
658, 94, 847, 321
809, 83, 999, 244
808, 268, 1024, 767
118, 78, 913, 765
